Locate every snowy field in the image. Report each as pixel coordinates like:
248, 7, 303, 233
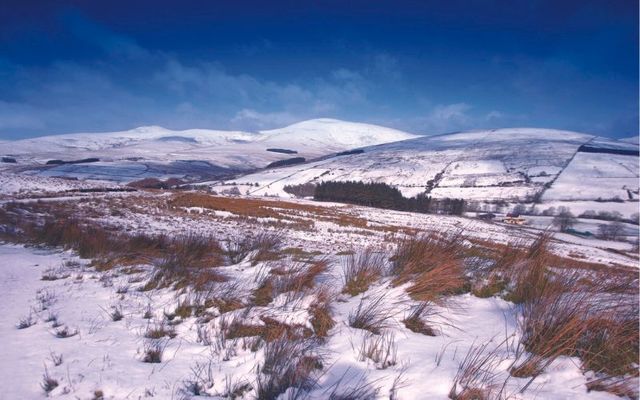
0, 123, 637, 399
0, 184, 637, 399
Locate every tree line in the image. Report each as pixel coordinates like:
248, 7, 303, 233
313, 181, 465, 215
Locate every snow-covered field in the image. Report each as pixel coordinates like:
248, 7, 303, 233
0, 122, 638, 399
0, 186, 637, 399
1, 241, 628, 400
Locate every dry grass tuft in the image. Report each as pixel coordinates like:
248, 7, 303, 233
309, 287, 336, 338
510, 275, 589, 379
501, 233, 553, 304
348, 293, 394, 335
144, 323, 176, 339
391, 234, 467, 301
251, 258, 329, 306
225, 232, 283, 265
41, 366, 59, 394
342, 248, 385, 296
142, 339, 166, 363
144, 234, 226, 290
355, 331, 397, 369
226, 316, 313, 343
402, 302, 437, 336
579, 301, 639, 377
256, 338, 321, 399
449, 341, 505, 400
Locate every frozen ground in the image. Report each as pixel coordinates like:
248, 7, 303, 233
0, 125, 637, 399
0, 240, 628, 400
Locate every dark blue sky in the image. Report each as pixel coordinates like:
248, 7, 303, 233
0, 0, 637, 139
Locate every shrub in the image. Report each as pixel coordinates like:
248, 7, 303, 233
552, 207, 576, 232
283, 183, 316, 198
597, 221, 625, 241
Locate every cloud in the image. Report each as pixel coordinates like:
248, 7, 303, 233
231, 109, 299, 131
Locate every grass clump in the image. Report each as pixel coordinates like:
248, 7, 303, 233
256, 338, 321, 399
402, 302, 437, 336
391, 235, 467, 302
341, 248, 385, 296
348, 294, 393, 335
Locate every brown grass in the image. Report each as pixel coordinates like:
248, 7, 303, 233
341, 248, 385, 296
449, 341, 506, 400
225, 232, 283, 265
402, 302, 437, 336
348, 293, 394, 335
355, 331, 397, 369
256, 337, 321, 399
144, 234, 226, 290
169, 192, 410, 234
251, 259, 329, 306
390, 235, 467, 302
226, 316, 313, 343
309, 287, 336, 338
579, 301, 639, 377
511, 290, 588, 378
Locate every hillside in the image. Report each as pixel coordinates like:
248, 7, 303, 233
0, 119, 417, 183
212, 128, 639, 217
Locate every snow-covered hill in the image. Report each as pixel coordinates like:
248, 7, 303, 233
212, 128, 639, 217
0, 119, 417, 183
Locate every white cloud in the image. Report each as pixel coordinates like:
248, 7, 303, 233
231, 109, 299, 131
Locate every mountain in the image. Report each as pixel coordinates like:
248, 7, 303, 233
0, 119, 417, 182
212, 128, 639, 217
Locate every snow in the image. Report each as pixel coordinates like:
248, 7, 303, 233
0, 119, 417, 183
214, 128, 594, 198
542, 152, 639, 202
0, 121, 637, 399
0, 243, 626, 399
206, 128, 637, 222
0, 171, 121, 197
